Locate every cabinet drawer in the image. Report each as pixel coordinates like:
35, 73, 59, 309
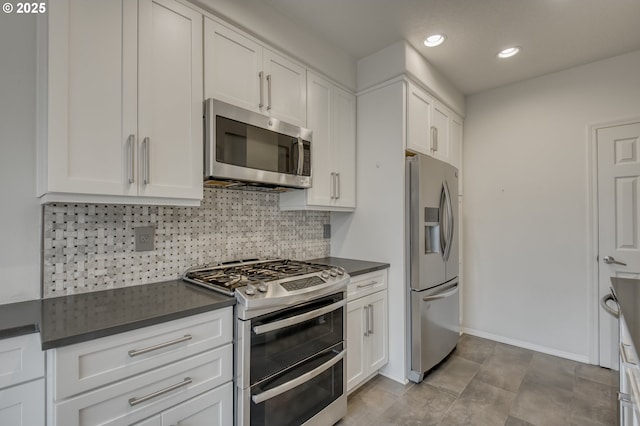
347, 270, 387, 301
53, 344, 232, 426
0, 378, 45, 426
0, 333, 44, 389
51, 308, 232, 400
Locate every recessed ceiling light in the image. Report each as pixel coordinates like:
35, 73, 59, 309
498, 47, 520, 59
424, 34, 446, 47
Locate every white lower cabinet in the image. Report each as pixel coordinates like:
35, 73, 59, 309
47, 309, 234, 426
0, 333, 45, 426
346, 270, 388, 394
133, 382, 233, 426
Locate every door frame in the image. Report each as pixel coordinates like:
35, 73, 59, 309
587, 115, 640, 366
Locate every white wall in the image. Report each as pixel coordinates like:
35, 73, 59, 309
0, 12, 41, 303
463, 50, 640, 361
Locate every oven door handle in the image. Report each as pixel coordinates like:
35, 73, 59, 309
252, 300, 346, 335
251, 349, 345, 404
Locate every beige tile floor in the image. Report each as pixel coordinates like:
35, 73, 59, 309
338, 334, 618, 426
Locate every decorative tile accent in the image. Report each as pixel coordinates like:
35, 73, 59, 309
42, 188, 330, 297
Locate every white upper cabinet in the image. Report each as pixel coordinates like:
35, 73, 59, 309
431, 99, 451, 163
204, 18, 307, 127
41, 0, 203, 205
406, 81, 461, 170
279, 71, 356, 211
407, 81, 433, 156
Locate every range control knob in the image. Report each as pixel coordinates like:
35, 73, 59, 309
330, 268, 338, 277
257, 283, 268, 293
335, 267, 345, 276
245, 284, 256, 296
321, 270, 330, 279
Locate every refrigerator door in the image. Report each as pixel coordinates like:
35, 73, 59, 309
407, 154, 446, 290
408, 278, 460, 383
443, 162, 459, 280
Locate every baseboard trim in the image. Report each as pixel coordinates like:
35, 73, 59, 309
461, 327, 590, 364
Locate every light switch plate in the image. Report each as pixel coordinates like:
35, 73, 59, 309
134, 226, 155, 251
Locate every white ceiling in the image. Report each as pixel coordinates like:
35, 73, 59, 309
262, 0, 640, 95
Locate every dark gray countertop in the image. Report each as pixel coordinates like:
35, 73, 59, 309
611, 277, 640, 353
40, 279, 235, 350
307, 257, 390, 276
1, 257, 387, 348
0, 299, 41, 339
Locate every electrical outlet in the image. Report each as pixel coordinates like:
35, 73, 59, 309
323, 224, 331, 239
134, 226, 155, 251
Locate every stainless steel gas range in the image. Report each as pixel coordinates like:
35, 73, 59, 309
184, 259, 349, 426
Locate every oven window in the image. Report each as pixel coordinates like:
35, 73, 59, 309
250, 344, 344, 426
250, 294, 344, 384
216, 116, 310, 176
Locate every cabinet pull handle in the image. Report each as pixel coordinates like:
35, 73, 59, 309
128, 334, 192, 357
266, 74, 272, 110
356, 281, 378, 289
127, 134, 135, 184
330, 172, 335, 199
431, 126, 438, 152
258, 71, 264, 108
142, 137, 150, 184
363, 305, 369, 337
128, 377, 192, 406
368, 303, 374, 335
336, 172, 341, 199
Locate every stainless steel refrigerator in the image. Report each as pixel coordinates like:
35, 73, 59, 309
406, 153, 460, 383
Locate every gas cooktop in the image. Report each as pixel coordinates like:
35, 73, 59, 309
183, 259, 345, 295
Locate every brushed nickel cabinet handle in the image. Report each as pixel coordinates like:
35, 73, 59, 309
127, 134, 135, 184
128, 377, 192, 406
368, 303, 374, 335
259, 71, 264, 108
356, 281, 378, 289
266, 74, 272, 110
142, 137, 150, 185
128, 334, 192, 357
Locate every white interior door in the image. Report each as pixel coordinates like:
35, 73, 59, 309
597, 121, 640, 369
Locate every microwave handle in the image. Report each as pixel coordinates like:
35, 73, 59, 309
297, 137, 304, 175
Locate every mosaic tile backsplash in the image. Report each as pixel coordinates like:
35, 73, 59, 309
43, 188, 330, 297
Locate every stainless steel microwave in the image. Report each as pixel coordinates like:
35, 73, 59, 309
204, 99, 312, 190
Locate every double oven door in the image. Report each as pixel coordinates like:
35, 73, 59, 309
237, 292, 347, 426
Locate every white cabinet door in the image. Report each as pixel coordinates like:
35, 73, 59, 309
333, 87, 356, 208
450, 113, 463, 172
137, 0, 203, 200
44, 0, 203, 204
279, 72, 356, 211
305, 72, 334, 206
406, 82, 432, 156
263, 49, 307, 126
432, 100, 450, 163
203, 20, 306, 127
161, 382, 233, 426
366, 291, 389, 373
45, 0, 137, 197
346, 297, 367, 393
0, 379, 44, 426
203, 18, 262, 113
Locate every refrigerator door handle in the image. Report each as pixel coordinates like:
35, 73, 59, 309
422, 283, 459, 302
442, 180, 454, 262
439, 185, 447, 258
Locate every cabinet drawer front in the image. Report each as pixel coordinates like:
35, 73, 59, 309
0, 378, 45, 426
0, 333, 44, 389
53, 344, 232, 426
53, 308, 232, 400
347, 270, 388, 301
161, 382, 233, 426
